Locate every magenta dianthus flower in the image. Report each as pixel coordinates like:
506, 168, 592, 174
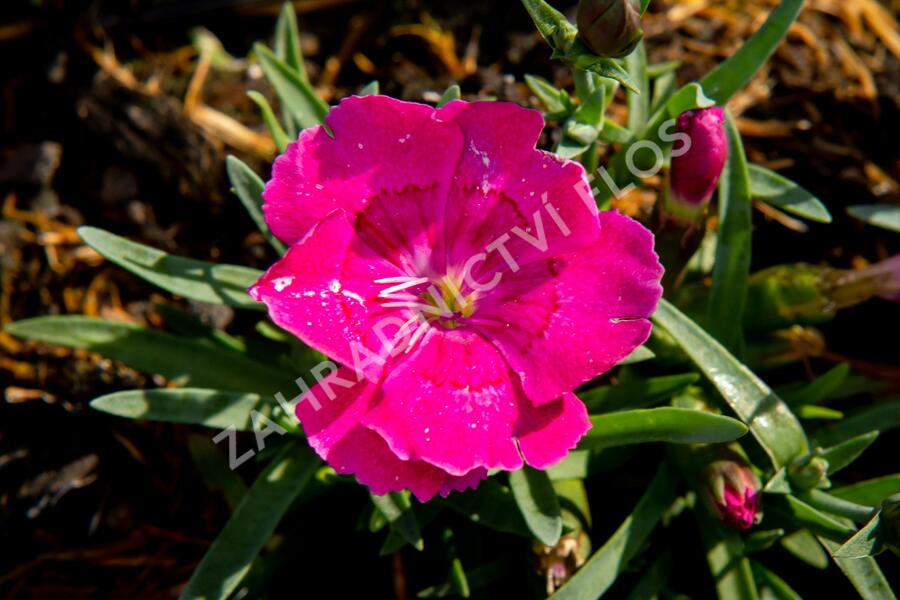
250, 95, 663, 501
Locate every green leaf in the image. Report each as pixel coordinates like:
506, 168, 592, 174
832, 475, 900, 506
437, 84, 461, 108
750, 561, 802, 600
578, 407, 747, 450
508, 466, 562, 546
744, 529, 786, 554
595, 120, 633, 144
358, 80, 379, 96
581, 372, 699, 413
697, 509, 759, 600
371, 491, 424, 552
619, 344, 655, 364
520, 0, 577, 52
442, 479, 532, 538
707, 111, 752, 353
188, 434, 248, 511
652, 300, 809, 468
254, 43, 328, 130
797, 405, 845, 420
834, 510, 885, 558
778, 495, 855, 542
78, 226, 262, 310
574, 85, 606, 129
273, 2, 306, 80
847, 203, 900, 233
91, 388, 267, 430
6, 316, 292, 394
525, 74, 571, 116
700, 0, 804, 103
782, 363, 850, 406
664, 81, 715, 117
625, 42, 648, 130
247, 90, 289, 152
780, 529, 829, 569
818, 431, 879, 475
748, 164, 832, 223
179, 441, 318, 600
225, 155, 287, 254
623, 552, 671, 600
550, 465, 677, 599
821, 538, 897, 600
812, 397, 900, 447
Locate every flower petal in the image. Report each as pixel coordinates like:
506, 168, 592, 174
362, 327, 525, 476
438, 101, 600, 279
296, 367, 486, 501
515, 392, 591, 469
249, 210, 406, 382
473, 211, 664, 406
264, 95, 464, 247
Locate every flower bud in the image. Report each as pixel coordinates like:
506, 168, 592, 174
703, 451, 762, 530
666, 107, 728, 215
576, 0, 644, 58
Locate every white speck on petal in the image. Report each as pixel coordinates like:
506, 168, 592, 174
358, 143, 364, 149
329, 279, 341, 293
272, 276, 294, 292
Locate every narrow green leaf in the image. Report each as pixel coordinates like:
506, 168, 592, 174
625, 41, 648, 130
779, 495, 856, 542
78, 226, 262, 310
664, 81, 715, 117
821, 538, 897, 600
358, 80, 379, 96
750, 561, 802, 600
254, 43, 328, 130
179, 441, 318, 600
274, 2, 305, 76
649, 70, 678, 116
847, 203, 900, 233
700, 0, 804, 103
782, 363, 850, 406
509, 466, 562, 546
596, 120, 633, 144
442, 479, 532, 538
708, 111, 752, 353
652, 300, 809, 468
579, 407, 747, 450
525, 74, 571, 115
91, 388, 267, 430
798, 405, 844, 420
819, 431, 879, 475
188, 434, 249, 511
623, 552, 671, 600
799, 489, 875, 523
371, 491, 424, 552
225, 155, 287, 254
832, 475, 900, 506
744, 529, 786, 554
520, 0, 577, 51
812, 397, 900, 447
833, 511, 885, 558
748, 164, 832, 223
6, 316, 292, 394
550, 465, 677, 600
619, 344, 655, 364
697, 509, 759, 600
574, 85, 606, 129
780, 529, 829, 569
247, 90, 289, 152
437, 84, 461, 108
581, 372, 699, 413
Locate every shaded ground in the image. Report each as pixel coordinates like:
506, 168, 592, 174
1, 0, 899, 597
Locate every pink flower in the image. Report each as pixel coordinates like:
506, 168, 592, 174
703, 453, 762, 530
250, 95, 663, 501
667, 107, 727, 214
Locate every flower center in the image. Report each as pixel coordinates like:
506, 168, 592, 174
423, 275, 477, 328
375, 273, 478, 332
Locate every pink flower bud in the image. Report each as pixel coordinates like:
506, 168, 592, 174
667, 107, 727, 214
703, 453, 762, 530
